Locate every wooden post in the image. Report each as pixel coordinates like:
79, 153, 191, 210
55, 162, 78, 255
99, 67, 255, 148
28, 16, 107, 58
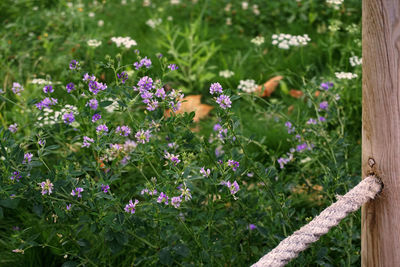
362, 1, 400, 266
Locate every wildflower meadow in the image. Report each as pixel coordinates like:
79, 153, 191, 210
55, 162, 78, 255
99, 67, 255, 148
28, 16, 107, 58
1, 0, 363, 266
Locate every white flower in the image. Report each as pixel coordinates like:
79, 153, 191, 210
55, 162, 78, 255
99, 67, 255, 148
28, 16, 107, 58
326, 0, 343, 9
335, 72, 358, 79
146, 18, 162, 29
272, 33, 310, 49
88, 12, 95, 17
241, 1, 248, 10
226, 17, 232, 26
349, 56, 362, 67
251, 36, 265, 46
170, 0, 180, 4
111, 37, 137, 48
252, 4, 260, 16
121, 0, 127, 5
143, 0, 151, 7
219, 70, 234, 78
97, 20, 104, 27
238, 79, 258, 93
30, 78, 50, 85
87, 39, 102, 47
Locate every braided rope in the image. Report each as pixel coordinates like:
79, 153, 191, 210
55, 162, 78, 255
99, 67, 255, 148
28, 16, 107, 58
251, 176, 382, 267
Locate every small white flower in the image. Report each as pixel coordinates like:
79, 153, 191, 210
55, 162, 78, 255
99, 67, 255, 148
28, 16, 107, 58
146, 18, 162, 29
349, 56, 362, 67
97, 20, 104, 27
111, 37, 137, 48
88, 12, 95, 17
272, 33, 310, 49
219, 70, 234, 78
335, 72, 358, 80
238, 79, 258, 93
251, 36, 265, 46
326, 0, 343, 9
241, 1, 249, 10
87, 39, 102, 47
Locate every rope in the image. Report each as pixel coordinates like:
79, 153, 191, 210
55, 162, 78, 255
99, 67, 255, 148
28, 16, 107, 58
251, 175, 382, 267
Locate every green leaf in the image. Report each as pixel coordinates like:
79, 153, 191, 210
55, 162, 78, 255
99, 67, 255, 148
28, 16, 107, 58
159, 248, 173, 265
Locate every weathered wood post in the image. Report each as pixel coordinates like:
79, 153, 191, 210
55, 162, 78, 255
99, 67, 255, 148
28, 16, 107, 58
362, 1, 400, 266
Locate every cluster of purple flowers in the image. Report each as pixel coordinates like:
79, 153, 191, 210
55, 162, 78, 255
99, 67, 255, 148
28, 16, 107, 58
209, 83, 232, 109
213, 123, 228, 141
135, 129, 151, 144
228, 160, 240, 171
23, 153, 33, 164
96, 124, 108, 135
319, 101, 328, 111
164, 151, 181, 165
277, 152, 294, 169
116, 125, 131, 136
101, 184, 110, 193
66, 82, 75, 93
10, 171, 22, 182
221, 180, 240, 195
285, 121, 295, 134
71, 187, 84, 198
92, 113, 101, 122
157, 192, 169, 205
168, 64, 178, 71
43, 85, 54, 93
87, 99, 98, 110
320, 82, 333, 91
296, 142, 313, 152
124, 199, 139, 214
63, 112, 75, 125
200, 167, 210, 177
141, 188, 157, 196
82, 136, 94, 148
69, 60, 79, 70
9, 123, 18, 133
35, 97, 58, 110
88, 80, 107, 95
117, 71, 128, 84
134, 57, 152, 69
38, 179, 54, 195
171, 196, 182, 208
12, 82, 24, 95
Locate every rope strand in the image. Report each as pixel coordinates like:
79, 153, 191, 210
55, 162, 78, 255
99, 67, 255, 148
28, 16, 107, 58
251, 176, 382, 267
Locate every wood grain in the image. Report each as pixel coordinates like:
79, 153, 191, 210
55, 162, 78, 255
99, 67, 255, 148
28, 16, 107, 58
362, 1, 400, 266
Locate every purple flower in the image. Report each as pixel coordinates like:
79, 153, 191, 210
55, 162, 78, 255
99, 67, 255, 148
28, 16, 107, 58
133, 57, 152, 69
319, 116, 326, 122
71, 187, 84, 198
136, 76, 153, 91
10, 171, 21, 182
155, 88, 166, 99
216, 94, 232, 109
164, 152, 181, 165
38, 179, 54, 195
117, 71, 128, 84
12, 82, 24, 95
35, 97, 58, 110
200, 167, 210, 177
248, 224, 257, 230
306, 118, 317, 125
63, 112, 75, 125
295, 134, 301, 141
228, 160, 240, 171
319, 101, 328, 110
88, 80, 107, 95
66, 204, 72, 211
222, 180, 240, 195
180, 187, 192, 201
285, 121, 295, 134
82, 136, 94, 148
168, 64, 179, 70
8, 123, 18, 133
87, 99, 98, 110
116, 125, 131, 136
66, 82, 75, 93
210, 82, 223, 95
215, 145, 224, 157
69, 60, 79, 70
296, 143, 311, 152
320, 82, 333, 91
92, 113, 101, 123
96, 124, 108, 135
213, 123, 222, 131
124, 199, 139, 214
101, 184, 110, 193
171, 196, 182, 208
43, 85, 54, 93
23, 153, 33, 164
135, 129, 151, 144
83, 73, 96, 82
157, 192, 169, 205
